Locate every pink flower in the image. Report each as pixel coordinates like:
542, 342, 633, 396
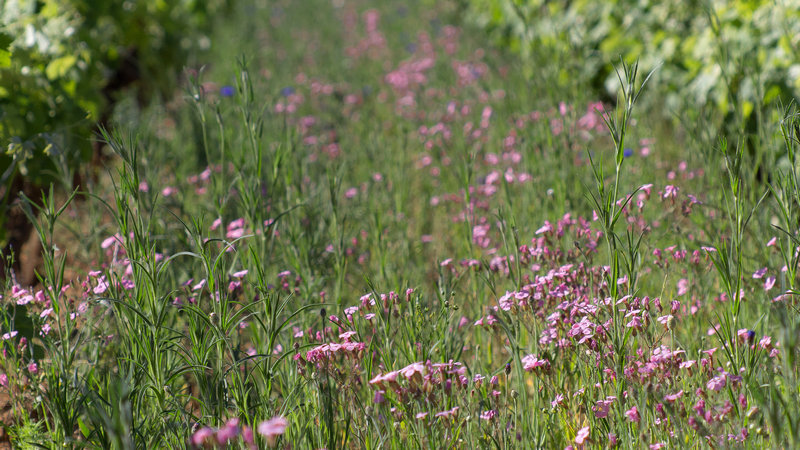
535, 222, 553, 235
664, 390, 684, 403
480, 410, 498, 421
662, 185, 679, 199
625, 406, 640, 422
192, 279, 207, 291
551, 394, 565, 409
593, 398, 614, 418
521, 354, 550, 372
257, 416, 288, 446
2, 331, 17, 340
656, 315, 674, 327
0, 373, 7, 387
190, 426, 215, 446
676, 278, 689, 296
434, 406, 459, 419
400, 362, 426, 384
93, 276, 109, 294
101, 234, 122, 249
575, 426, 590, 444
707, 375, 726, 392
216, 418, 240, 444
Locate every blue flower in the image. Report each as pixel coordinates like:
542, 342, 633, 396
220, 85, 235, 97
280, 86, 295, 97
623, 148, 634, 158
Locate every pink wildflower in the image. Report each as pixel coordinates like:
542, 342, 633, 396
190, 427, 215, 446
480, 410, 498, 421
664, 390, 684, 403
575, 426, 590, 445
625, 406, 640, 422
521, 354, 550, 372
216, 418, 240, 445
257, 416, 288, 446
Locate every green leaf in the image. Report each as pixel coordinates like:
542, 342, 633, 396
45, 55, 77, 80
78, 417, 91, 438
0, 32, 13, 50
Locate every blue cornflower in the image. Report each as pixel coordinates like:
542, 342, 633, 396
220, 85, 235, 97
623, 147, 634, 158
280, 86, 295, 97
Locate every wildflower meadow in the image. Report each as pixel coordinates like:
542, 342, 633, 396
2, 0, 800, 448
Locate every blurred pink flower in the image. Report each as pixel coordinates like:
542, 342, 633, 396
575, 426, 590, 444
257, 416, 288, 446
190, 426, 214, 446
625, 406, 640, 422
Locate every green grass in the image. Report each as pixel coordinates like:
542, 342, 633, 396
1, 0, 799, 448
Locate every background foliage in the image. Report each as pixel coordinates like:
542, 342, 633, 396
0, 0, 229, 245
465, 0, 800, 126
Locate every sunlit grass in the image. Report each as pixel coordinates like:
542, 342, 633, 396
1, 0, 799, 448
